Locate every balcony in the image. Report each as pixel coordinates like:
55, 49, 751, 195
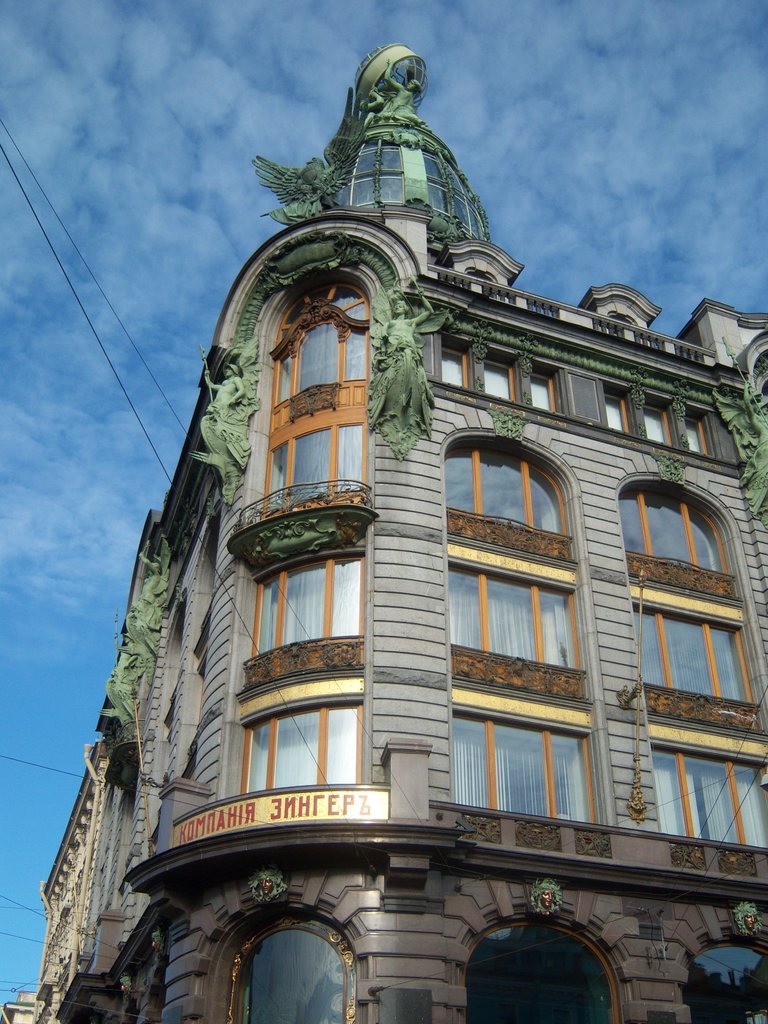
626, 551, 736, 599
451, 645, 585, 701
447, 507, 572, 561
228, 480, 376, 567
244, 636, 364, 690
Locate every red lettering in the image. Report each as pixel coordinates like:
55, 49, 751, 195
313, 794, 323, 815
215, 811, 226, 832
178, 823, 188, 844
328, 793, 340, 816
284, 796, 297, 819
359, 794, 371, 816
227, 804, 242, 828
207, 812, 217, 834
298, 795, 310, 817
270, 797, 282, 821
196, 814, 208, 836
342, 793, 355, 815
245, 801, 256, 824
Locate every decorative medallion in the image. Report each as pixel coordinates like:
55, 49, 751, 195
574, 830, 613, 859
669, 843, 705, 870
515, 820, 561, 851
248, 865, 288, 903
656, 454, 685, 483
732, 900, 762, 936
460, 814, 502, 844
718, 850, 757, 877
529, 878, 563, 916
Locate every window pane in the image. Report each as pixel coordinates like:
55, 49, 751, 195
449, 571, 481, 649
445, 452, 475, 512
380, 146, 401, 170
684, 417, 703, 453
619, 494, 645, 554
495, 725, 547, 815
684, 757, 736, 842
529, 467, 562, 533
284, 565, 325, 644
637, 613, 664, 688
664, 619, 711, 694
259, 578, 280, 651
453, 718, 488, 807
380, 174, 404, 202
605, 396, 624, 430
570, 374, 600, 420
653, 751, 686, 835
551, 735, 588, 820
337, 425, 362, 481
734, 766, 768, 846
294, 429, 331, 485
351, 175, 375, 205
325, 709, 358, 784
355, 145, 377, 173
249, 723, 269, 791
688, 508, 722, 570
479, 452, 523, 521
277, 357, 292, 402
644, 408, 666, 442
274, 712, 320, 787
486, 579, 534, 660
427, 182, 448, 211
344, 331, 366, 379
484, 363, 510, 399
270, 443, 287, 493
530, 375, 552, 410
442, 349, 464, 385
299, 323, 338, 390
711, 628, 745, 700
331, 561, 360, 636
644, 494, 690, 561
539, 590, 573, 666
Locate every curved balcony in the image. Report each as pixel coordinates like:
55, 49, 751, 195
244, 636, 364, 690
447, 507, 572, 561
626, 550, 736, 599
228, 480, 377, 567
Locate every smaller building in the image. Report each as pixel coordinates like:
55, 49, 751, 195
2, 992, 35, 1024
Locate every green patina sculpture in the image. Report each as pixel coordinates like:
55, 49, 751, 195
248, 865, 287, 904
656, 454, 685, 484
104, 539, 171, 728
732, 900, 762, 936
364, 59, 425, 127
490, 409, 525, 440
253, 89, 365, 225
193, 332, 261, 505
715, 380, 768, 527
529, 877, 563, 916
368, 278, 448, 459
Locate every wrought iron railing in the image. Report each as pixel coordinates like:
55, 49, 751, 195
237, 480, 373, 529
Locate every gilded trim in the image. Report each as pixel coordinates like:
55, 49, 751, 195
239, 678, 364, 718
630, 585, 742, 622
649, 723, 765, 758
452, 686, 591, 726
448, 543, 576, 583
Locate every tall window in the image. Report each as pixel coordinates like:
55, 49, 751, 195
449, 570, 576, 667
620, 490, 724, 571
247, 706, 360, 791
454, 717, 590, 820
270, 424, 363, 491
256, 559, 362, 653
446, 449, 563, 534
653, 751, 768, 845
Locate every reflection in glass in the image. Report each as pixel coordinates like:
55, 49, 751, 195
684, 946, 768, 1024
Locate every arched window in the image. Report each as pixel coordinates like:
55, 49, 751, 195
466, 925, 613, 1022
446, 449, 563, 534
619, 490, 724, 571
683, 945, 768, 1023
230, 922, 355, 1024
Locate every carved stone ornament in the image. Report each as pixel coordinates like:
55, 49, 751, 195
529, 877, 563, 916
669, 843, 705, 870
629, 368, 647, 408
644, 685, 758, 731
289, 381, 340, 421
732, 900, 762, 936
244, 637, 363, 690
248, 865, 288, 903
460, 814, 502, 844
516, 333, 538, 379
451, 645, 585, 700
515, 820, 562, 851
575, 829, 613, 859
447, 507, 572, 561
471, 322, 491, 361
718, 850, 757, 877
626, 551, 736, 599
656, 454, 685, 483
489, 408, 525, 440
672, 381, 690, 420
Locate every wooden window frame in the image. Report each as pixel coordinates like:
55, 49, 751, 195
243, 705, 363, 792
623, 491, 726, 570
604, 392, 629, 432
254, 558, 364, 656
682, 415, 708, 455
455, 715, 593, 820
642, 405, 672, 445
440, 342, 469, 388
482, 360, 516, 402
267, 419, 367, 493
529, 371, 556, 411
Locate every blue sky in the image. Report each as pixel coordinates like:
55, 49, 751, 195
1, 0, 766, 996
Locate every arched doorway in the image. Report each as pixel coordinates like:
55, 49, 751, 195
466, 924, 613, 1023
684, 946, 768, 1024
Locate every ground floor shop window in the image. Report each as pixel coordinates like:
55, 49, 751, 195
684, 946, 768, 1024
466, 924, 613, 1023
231, 921, 354, 1024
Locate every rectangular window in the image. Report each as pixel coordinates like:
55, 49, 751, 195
247, 707, 361, 791
643, 407, 670, 444
448, 570, 576, 667
569, 374, 601, 421
453, 716, 590, 821
530, 373, 554, 411
605, 394, 628, 431
484, 362, 513, 400
442, 346, 466, 386
683, 416, 707, 454
653, 750, 768, 846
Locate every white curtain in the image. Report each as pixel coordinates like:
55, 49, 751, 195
248, 724, 269, 791
685, 757, 735, 842
331, 561, 360, 636
337, 425, 362, 482
734, 767, 768, 846
274, 712, 320, 788
448, 572, 481, 649
539, 590, 572, 666
487, 579, 534, 660
258, 578, 280, 651
710, 629, 744, 700
325, 709, 358, 785
294, 429, 330, 486
284, 565, 325, 644
652, 752, 687, 836
299, 323, 338, 391
551, 735, 587, 820
665, 619, 710, 694
453, 718, 487, 807
495, 725, 546, 815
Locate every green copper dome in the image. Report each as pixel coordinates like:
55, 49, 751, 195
254, 43, 490, 245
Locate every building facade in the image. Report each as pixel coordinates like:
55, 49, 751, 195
40, 44, 768, 1024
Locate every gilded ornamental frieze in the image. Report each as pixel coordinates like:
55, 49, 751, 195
289, 381, 340, 421
626, 551, 736, 599
574, 829, 613, 859
718, 850, 757, 876
644, 684, 758, 731
244, 637, 364, 689
451, 645, 585, 700
669, 843, 705, 870
448, 507, 572, 561
515, 820, 562, 851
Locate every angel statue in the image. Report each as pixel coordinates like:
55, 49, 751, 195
253, 88, 365, 225
365, 60, 425, 128
715, 379, 768, 526
368, 278, 448, 460
193, 333, 260, 504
